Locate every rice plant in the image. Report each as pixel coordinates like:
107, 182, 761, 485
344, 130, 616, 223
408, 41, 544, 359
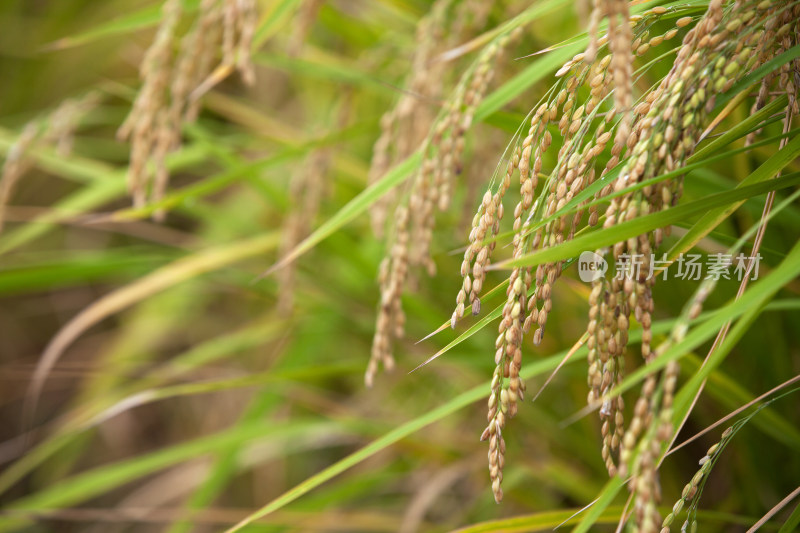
0, 1, 798, 532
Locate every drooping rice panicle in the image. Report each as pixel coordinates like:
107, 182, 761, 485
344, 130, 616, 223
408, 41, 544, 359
118, 0, 258, 215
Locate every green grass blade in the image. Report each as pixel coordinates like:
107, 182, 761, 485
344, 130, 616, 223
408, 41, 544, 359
42, 0, 201, 51
778, 501, 800, 533
252, 0, 302, 48
0, 144, 208, 255
27, 232, 281, 427
259, 151, 422, 277
221, 350, 583, 532
0, 420, 337, 532
494, 170, 800, 271
451, 506, 624, 532
570, 476, 626, 533
667, 133, 800, 261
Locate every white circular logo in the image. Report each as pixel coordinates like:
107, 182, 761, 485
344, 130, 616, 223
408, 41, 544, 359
578, 251, 608, 282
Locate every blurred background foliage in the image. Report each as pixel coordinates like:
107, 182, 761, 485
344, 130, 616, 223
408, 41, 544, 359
0, 0, 798, 532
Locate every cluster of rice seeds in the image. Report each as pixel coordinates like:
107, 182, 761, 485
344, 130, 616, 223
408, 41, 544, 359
525, 65, 606, 348
451, 183, 505, 327
524, 6, 678, 345
471, 0, 782, 507
434, 28, 522, 216
608, 0, 633, 145
621, 359, 680, 533
523, 37, 634, 346
367, 2, 447, 238
119, 0, 257, 213
0, 93, 99, 233
628, 406, 662, 532
457, 8, 685, 497
46, 92, 101, 157
477, 107, 560, 497
587, 277, 627, 476
480, 264, 531, 502
455, 64, 579, 332
368, 0, 493, 238
746, 1, 800, 145
661, 427, 732, 533
410, 30, 522, 272
408, 158, 439, 277
635, 0, 775, 345
588, 11, 689, 225
598, 0, 761, 380
173, 0, 225, 124
611, 275, 714, 501
476, 92, 585, 503
581, 0, 794, 525
367, 206, 410, 387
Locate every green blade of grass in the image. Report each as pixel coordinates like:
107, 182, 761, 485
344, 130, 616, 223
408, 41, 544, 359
258, 151, 422, 278
0, 248, 178, 295
42, 0, 201, 50
0, 144, 208, 255
0, 420, 338, 533
451, 505, 624, 532
0, 314, 289, 496
571, 476, 627, 533
222, 303, 699, 533
221, 351, 577, 533
493, 168, 800, 271
458, 507, 765, 533
26, 232, 281, 430
0, 127, 116, 184
252, 0, 302, 49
